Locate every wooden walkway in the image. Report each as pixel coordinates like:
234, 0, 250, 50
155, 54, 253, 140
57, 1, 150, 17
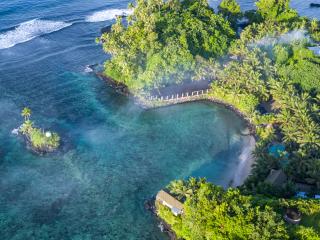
147, 89, 210, 102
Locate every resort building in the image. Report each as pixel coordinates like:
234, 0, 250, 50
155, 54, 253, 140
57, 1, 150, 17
156, 190, 184, 216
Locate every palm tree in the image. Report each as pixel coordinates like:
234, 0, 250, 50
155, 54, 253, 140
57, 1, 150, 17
197, 0, 208, 16
128, 2, 134, 9
168, 180, 193, 200
187, 177, 206, 195
310, 18, 319, 33
21, 107, 31, 121
167, 0, 181, 11
20, 120, 33, 135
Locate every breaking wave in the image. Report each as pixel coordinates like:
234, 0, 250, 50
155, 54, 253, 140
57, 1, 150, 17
85, 8, 133, 22
0, 19, 72, 50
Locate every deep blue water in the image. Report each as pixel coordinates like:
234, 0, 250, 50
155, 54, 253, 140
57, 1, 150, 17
0, 1, 318, 239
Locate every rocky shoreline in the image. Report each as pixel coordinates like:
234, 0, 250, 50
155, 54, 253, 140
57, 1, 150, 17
144, 198, 178, 240
13, 124, 60, 156
23, 134, 58, 156
95, 72, 130, 96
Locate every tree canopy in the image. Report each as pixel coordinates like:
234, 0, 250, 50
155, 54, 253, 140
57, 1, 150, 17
157, 178, 320, 240
19, 108, 60, 152
101, 0, 320, 238
256, 0, 298, 23
218, 0, 242, 27
101, 0, 235, 92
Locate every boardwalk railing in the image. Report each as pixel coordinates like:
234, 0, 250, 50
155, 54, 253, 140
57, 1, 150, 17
147, 89, 210, 102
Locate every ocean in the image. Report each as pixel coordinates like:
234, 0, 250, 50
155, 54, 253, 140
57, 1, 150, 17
0, 0, 318, 239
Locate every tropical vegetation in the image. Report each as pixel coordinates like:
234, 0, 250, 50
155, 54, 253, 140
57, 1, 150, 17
20, 107, 60, 153
157, 178, 320, 240
101, 0, 320, 238
101, 0, 235, 92
101, 0, 320, 191
206, 0, 320, 192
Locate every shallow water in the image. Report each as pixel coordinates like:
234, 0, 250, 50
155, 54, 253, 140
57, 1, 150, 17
0, 1, 317, 239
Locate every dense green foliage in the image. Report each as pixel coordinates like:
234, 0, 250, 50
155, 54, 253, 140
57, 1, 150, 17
310, 19, 320, 42
274, 42, 320, 92
255, 0, 298, 23
101, 0, 320, 188
218, 0, 241, 27
157, 178, 320, 239
101, 0, 235, 92
215, 45, 320, 189
20, 108, 60, 151
101, 0, 320, 238
210, 39, 320, 189
202, 0, 320, 190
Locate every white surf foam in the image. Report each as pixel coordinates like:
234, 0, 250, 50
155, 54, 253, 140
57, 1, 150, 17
84, 65, 93, 73
85, 9, 133, 22
0, 19, 72, 50
11, 128, 19, 135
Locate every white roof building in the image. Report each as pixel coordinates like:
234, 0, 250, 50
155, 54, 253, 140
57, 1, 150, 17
156, 190, 184, 216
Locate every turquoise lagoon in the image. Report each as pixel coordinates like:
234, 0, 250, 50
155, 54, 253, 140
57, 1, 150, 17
0, 0, 317, 239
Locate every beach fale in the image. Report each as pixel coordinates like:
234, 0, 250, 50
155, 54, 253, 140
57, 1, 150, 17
156, 190, 184, 216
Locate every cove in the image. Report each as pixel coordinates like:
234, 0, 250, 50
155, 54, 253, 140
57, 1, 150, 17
0, 0, 253, 238
0, 88, 251, 239
1, 0, 318, 238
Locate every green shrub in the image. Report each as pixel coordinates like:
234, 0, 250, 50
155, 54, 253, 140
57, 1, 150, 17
19, 108, 60, 151
208, 85, 259, 116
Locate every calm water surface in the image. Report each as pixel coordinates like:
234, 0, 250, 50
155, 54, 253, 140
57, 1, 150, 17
0, 1, 318, 239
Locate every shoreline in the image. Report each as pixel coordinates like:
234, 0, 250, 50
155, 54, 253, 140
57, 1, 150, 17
95, 72, 130, 96
96, 72, 256, 134
97, 72, 257, 182
144, 199, 178, 240
99, 73, 257, 239
22, 133, 58, 156
145, 134, 256, 239
146, 97, 256, 135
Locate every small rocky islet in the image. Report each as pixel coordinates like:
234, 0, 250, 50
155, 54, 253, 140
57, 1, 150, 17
17, 107, 60, 155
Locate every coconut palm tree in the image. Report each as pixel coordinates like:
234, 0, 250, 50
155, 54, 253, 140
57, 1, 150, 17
168, 180, 193, 200
20, 120, 33, 135
310, 18, 319, 33
21, 107, 31, 121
